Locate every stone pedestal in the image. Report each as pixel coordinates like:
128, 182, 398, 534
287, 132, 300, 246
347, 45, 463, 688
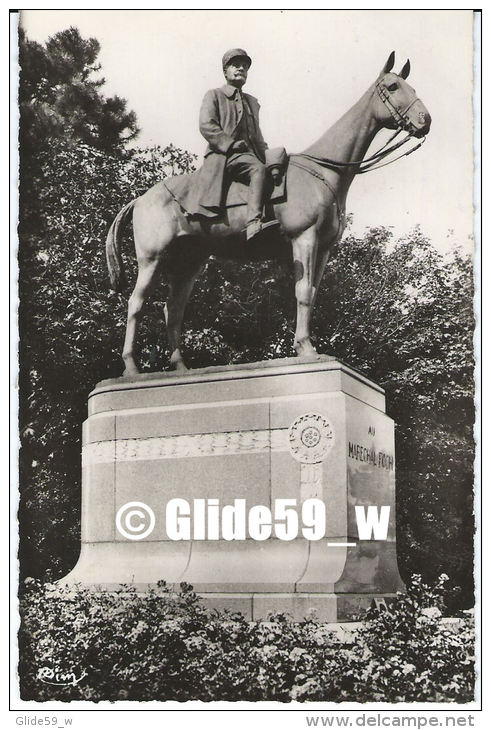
60, 356, 404, 621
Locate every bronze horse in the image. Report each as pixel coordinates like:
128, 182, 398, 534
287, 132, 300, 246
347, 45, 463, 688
106, 53, 431, 376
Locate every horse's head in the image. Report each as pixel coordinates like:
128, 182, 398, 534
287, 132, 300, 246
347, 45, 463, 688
373, 51, 431, 138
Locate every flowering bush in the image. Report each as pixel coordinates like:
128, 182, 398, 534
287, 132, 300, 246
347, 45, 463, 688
18, 575, 474, 703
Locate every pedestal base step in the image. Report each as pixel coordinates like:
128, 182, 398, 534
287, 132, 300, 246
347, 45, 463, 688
198, 591, 396, 622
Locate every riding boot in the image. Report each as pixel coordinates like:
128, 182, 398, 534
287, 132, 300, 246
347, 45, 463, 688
246, 165, 279, 241
247, 165, 266, 221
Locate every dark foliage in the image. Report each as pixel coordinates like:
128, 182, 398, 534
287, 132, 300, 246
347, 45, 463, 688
18, 576, 474, 702
19, 26, 139, 233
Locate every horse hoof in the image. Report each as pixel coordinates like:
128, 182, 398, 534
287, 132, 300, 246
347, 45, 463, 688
122, 367, 140, 378
169, 361, 189, 372
294, 343, 319, 359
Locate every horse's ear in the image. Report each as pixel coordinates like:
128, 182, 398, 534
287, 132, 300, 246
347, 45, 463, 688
381, 51, 395, 75
399, 59, 411, 79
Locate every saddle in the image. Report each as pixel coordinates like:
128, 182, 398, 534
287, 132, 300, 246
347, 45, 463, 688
164, 147, 288, 219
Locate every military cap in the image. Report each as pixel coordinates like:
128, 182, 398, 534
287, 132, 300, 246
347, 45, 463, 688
222, 48, 252, 70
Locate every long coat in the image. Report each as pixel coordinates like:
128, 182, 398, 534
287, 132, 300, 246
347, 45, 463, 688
196, 84, 268, 212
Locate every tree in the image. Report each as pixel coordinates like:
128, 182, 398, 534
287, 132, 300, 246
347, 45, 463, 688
19, 26, 138, 158
19, 26, 139, 232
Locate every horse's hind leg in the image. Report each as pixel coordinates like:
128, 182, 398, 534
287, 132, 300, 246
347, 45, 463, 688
165, 254, 206, 371
122, 256, 161, 376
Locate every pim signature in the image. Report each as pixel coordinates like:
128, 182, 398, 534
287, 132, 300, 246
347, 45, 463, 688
37, 666, 87, 687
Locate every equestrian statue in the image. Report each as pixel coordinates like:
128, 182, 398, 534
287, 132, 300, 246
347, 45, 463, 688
106, 51, 431, 376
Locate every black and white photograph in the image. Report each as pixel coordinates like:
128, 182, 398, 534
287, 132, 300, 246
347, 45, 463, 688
12, 7, 480, 719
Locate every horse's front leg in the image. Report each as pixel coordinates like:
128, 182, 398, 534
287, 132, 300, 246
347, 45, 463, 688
292, 226, 320, 358
311, 247, 332, 310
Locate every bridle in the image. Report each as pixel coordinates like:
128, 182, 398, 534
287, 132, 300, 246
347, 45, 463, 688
375, 79, 423, 137
291, 79, 427, 175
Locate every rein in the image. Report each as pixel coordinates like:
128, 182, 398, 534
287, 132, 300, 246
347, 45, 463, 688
292, 80, 427, 175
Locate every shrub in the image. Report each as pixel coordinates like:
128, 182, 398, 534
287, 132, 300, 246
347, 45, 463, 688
18, 575, 474, 703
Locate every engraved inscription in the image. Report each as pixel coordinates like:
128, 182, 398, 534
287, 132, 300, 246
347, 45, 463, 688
348, 441, 394, 470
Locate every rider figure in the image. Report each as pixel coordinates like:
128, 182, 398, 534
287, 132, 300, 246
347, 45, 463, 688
199, 49, 278, 241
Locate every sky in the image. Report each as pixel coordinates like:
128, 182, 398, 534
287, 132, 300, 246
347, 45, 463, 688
19, 9, 477, 253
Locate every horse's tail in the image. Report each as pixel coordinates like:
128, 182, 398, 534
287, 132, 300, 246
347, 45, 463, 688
105, 199, 137, 292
